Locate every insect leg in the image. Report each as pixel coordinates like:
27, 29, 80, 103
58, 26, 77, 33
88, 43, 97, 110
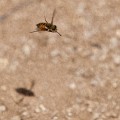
56, 31, 62, 36
16, 97, 24, 104
44, 16, 48, 23
11, 94, 24, 105
30, 30, 39, 33
30, 80, 35, 90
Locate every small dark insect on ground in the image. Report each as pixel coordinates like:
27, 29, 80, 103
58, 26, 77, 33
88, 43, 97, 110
15, 80, 35, 96
15, 88, 35, 96
14, 80, 35, 104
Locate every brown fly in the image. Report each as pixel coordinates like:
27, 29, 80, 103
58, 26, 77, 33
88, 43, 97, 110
30, 9, 61, 36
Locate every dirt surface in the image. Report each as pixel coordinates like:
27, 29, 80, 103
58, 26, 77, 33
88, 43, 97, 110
0, 0, 120, 120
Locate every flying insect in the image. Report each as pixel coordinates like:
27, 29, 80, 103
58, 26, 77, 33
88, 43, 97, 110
30, 9, 61, 36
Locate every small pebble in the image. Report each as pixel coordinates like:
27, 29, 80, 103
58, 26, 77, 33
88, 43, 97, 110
107, 94, 112, 100
92, 112, 100, 120
39, 104, 47, 112
51, 58, 59, 64
48, 36, 57, 44
80, 106, 86, 111
35, 107, 41, 113
116, 106, 120, 110
9, 60, 19, 72
67, 112, 72, 117
65, 46, 75, 55
66, 108, 73, 117
50, 49, 60, 57
76, 2, 85, 15
113, 55, 120, 65
11, 116, 21, 120
0, 105, 7, 112
0, 58, 9, 71
22, 44, 31, 56
101, 114, 106, 119
0, 85, 7, 91
52, 116, 58, 120
112, 101, 117, 106
90, 79, 98, 86
109, 37, 118, 48
75, 68, 85, 76
63, 38, 71, 44
112, 82, 117, 88
116, 29, 120, 37
106, 112, 117, 118
22, 111, 29, 116
87, 107, 93, 113
69, 82, 76, 90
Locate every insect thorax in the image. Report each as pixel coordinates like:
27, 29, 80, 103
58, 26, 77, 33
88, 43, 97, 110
46, 24, 57, 31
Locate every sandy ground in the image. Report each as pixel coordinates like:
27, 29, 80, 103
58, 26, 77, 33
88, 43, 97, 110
0, 0, 120, 120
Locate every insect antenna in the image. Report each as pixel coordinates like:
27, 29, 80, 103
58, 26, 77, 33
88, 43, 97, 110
51, 9, 56, 25
30, 30, 38, 33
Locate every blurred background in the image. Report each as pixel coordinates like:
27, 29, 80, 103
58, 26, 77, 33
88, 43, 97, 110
0, 0, 120, 120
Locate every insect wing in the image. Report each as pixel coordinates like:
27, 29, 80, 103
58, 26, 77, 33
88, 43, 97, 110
51, 9, 56, 25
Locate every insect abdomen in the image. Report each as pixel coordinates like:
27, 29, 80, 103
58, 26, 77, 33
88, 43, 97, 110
36, 23, 47, 31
